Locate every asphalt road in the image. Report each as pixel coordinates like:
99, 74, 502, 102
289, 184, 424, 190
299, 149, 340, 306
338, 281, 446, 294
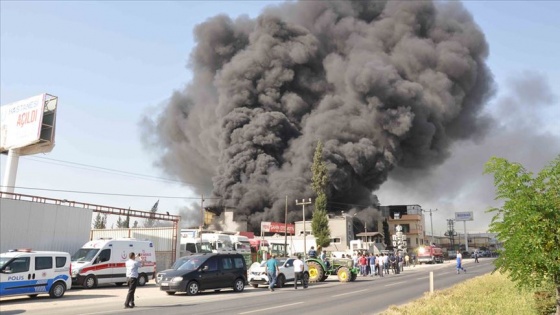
0, 258, 496, 315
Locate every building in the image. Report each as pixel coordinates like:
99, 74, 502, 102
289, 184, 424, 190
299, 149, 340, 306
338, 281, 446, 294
294, 214, 354, 252
381, 205, 426, 252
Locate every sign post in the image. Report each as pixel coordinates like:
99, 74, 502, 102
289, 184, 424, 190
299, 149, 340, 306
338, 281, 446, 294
454, 212, 474, 252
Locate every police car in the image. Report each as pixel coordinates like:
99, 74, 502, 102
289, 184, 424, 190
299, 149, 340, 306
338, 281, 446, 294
0, 249, 72, 299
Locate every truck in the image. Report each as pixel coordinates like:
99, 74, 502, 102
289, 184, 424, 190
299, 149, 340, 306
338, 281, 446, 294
179, 236, 212, 256
417, 245, 444, 264
201, 232, 252, 267
265, 236, 317, 257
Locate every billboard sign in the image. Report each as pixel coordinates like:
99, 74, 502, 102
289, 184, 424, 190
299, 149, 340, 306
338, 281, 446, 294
455, 212, 474, 221
0, 94, 46, 151
261, 221, 295, 235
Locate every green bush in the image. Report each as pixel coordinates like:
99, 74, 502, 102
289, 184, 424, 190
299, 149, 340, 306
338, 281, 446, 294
533, 287, 555, 315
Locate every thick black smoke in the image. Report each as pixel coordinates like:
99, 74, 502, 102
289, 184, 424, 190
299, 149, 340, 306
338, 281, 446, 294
142, 0, 494, 230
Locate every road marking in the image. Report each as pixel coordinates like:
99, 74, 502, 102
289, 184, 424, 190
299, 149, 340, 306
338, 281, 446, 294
239, 302, 303, 314
416, 277, 428, 280
331, 289, 368, 297
384, 281, 406, 287
83, 308, 157, 315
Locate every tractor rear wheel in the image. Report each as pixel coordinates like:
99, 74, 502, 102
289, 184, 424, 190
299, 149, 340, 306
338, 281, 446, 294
337, 267, 351, 282
307, 261, 324, 283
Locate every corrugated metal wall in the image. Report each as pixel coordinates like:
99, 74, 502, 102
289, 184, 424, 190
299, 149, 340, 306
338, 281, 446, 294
0, 198, 92, 254
90, 227, 178, 271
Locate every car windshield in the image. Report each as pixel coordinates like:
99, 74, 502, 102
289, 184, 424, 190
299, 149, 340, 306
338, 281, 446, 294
171, 257, 191, 269
0, 256, 12, 268
71, 248, 99, 262
177, 257, 204, 271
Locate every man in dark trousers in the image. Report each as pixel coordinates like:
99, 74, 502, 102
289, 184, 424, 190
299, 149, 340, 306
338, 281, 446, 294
124, 252, 144, 308
293, 254, 306, 289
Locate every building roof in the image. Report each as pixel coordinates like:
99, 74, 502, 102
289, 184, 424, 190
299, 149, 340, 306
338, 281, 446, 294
356, 232, 383, 238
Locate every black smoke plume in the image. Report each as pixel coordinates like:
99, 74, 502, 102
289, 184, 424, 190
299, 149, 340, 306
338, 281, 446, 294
141, 0, 494, 230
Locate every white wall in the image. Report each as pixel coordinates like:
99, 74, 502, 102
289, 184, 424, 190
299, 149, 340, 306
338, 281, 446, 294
0, 198, 91, 254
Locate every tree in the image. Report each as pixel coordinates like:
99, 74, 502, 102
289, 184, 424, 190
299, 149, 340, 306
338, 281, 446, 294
92, 213, 107, 229
116, 216, 124, 228
484, 156, 560, 314
144, 200, 159, 228
115, 215, 130, 228
310, 140, 331, 250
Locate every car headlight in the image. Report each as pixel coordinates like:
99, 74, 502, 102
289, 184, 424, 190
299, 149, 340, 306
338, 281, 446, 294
172, 277, 184, 282
72, 269, 79, 277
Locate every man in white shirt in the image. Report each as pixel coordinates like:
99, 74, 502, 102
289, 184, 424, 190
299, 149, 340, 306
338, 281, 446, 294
124, 252, 144, 309
293, 254, 306, 289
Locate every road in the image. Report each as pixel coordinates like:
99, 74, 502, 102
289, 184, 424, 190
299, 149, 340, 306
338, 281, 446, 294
0, 258, 495, 315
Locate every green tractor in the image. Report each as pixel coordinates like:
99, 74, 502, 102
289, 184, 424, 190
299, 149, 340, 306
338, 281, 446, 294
306, 257, 359, 283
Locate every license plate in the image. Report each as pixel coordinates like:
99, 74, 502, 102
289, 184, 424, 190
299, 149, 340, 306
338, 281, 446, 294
253, 277, 262, 280
160, 282, 169, 286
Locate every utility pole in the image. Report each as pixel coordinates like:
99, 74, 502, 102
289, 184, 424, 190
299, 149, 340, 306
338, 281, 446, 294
295, 198, 312, 258
445, 219, 456, 251
284, 195, 288, 257
200, 194, 204, 244
422, 208, 438, 245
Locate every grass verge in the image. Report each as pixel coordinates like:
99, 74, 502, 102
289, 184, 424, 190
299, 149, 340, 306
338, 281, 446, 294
380, 271, 539, 315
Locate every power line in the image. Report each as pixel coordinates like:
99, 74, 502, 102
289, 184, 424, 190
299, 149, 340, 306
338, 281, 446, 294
2, 185, 222, 200
21, 156, 189, 185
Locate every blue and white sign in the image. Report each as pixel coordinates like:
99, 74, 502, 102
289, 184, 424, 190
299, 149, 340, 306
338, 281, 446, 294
455, 212, 473, 221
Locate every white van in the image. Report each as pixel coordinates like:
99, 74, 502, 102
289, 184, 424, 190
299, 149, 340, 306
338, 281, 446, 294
71, 238, 156, 289
0, 249, 72, 299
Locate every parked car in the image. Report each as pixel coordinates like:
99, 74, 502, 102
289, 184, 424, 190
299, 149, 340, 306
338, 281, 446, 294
248, 257, 309, 288
157, 253, 247, 296
0, 249, 72, 299
156, 254, 193, 285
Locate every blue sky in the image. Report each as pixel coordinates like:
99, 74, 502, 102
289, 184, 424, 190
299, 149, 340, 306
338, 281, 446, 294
1, 1, 559, 233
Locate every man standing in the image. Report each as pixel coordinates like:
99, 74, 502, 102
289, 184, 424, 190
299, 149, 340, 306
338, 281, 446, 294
474, 251, 480, 263
359, 254, 367, 276
456, 250, 467, 274
124, 252, 144, 309
377, 254, 384, 277
369, 254, 376, 277
397, 253, 404, 273
266, 254, 280, 292
293, 254, 306, 289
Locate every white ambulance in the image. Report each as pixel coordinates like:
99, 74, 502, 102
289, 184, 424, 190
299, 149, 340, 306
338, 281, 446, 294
71, 238, 156, 289
0, 249, 72, 299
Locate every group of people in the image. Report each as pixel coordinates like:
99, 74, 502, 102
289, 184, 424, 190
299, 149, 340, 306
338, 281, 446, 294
354, 252, 410, 277
265, 254, 307, 292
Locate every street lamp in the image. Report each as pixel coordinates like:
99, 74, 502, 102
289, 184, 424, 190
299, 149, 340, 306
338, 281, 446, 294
296, 198, 312, 257
422, 208, 438, 245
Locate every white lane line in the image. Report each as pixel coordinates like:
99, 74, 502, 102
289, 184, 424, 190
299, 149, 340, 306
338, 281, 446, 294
239, 302, 304, 314
384, 281, 406, 287
83, 308, 158, 315
332, 289, 368, 297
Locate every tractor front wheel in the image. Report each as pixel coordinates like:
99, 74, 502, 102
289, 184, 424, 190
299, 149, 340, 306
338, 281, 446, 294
307, 261, 324, 283
337, 267, 351, 282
